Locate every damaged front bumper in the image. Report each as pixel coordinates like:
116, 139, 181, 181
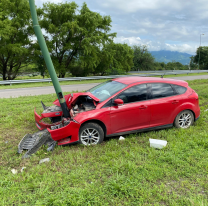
35, 108, 80, 145
18, 104, 81, 158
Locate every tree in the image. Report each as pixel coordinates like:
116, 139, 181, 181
0, 0, 33, 80
95, 42, 134, 75
132, 45, 155, 71
166, 61, 184, 70
189, 56, 197, 70
35, 55, 47, 78
193, 46, 208, 70
38, 2, 116, 78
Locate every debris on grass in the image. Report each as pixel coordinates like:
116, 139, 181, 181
39, 158, 50, 164
11, 169, 18, 174
149, 138, 167, 149
21, 167, 26, 172
119, 136, 125, 141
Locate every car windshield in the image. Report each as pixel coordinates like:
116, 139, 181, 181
88, 80, 127, 102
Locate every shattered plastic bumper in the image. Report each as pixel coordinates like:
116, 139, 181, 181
34, 109, 53, 130
35, 108, 80, 144
48, 121, 80, 145
34, 108, 63, 130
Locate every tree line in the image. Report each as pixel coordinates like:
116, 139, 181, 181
0, 0, 206, 80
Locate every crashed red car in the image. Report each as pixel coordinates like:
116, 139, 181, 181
34, 76, 200, 146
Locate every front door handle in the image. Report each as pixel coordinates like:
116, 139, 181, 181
172, 100, 179, 104
139, 105, 147, 109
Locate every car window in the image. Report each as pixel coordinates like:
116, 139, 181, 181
117, 84, 147, 104
172, 84, 187, 94
88, 80, 126, 102
150, 83, 175, 99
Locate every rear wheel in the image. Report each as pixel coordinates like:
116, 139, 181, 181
174, 110, 194, 129
79, 123, 104, 145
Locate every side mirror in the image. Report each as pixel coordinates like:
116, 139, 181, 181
114, 98, 124, 106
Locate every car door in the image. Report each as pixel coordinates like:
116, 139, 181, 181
149, 83, 182, 127
110, 84, 151, 134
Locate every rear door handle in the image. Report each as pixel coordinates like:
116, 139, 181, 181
172, 100, 179, 104
139, 105, 147, 109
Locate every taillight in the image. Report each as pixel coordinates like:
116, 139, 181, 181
188, 90, 198, 100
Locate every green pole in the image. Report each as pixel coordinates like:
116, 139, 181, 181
29, 0, 69, 117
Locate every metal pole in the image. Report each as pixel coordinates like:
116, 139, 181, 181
29, 0, 69, 117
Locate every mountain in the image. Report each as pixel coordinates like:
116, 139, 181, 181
150, 50, 192, 65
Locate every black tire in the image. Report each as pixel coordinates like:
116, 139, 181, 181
174, 110, 194, 129
79, 123, 104, 145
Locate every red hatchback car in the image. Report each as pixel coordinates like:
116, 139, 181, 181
35, 77, 200, 146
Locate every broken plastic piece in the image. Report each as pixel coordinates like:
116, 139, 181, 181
39, 158, 50, 164
18, 129, 56, 158
21, 167, 26, 173
47, 141, 57, 152
119, 136, 125, 140
11, 169, 18, 174
149, 138, 167, 149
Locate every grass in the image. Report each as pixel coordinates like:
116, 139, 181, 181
163, 72, 208, 78
1, 72, 208, 90
0, 79, 208, 205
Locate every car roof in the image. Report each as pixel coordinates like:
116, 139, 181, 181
113, 76, 188, 87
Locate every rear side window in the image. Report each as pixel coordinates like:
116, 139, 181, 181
117, 84, 147, 104
150, 83, 175, 99
172, 84, 187, 94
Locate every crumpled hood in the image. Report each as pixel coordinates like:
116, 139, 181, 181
53, 92, 100, 108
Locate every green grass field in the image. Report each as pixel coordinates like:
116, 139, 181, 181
0, 79, 208, 205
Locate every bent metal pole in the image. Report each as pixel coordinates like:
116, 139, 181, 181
29, 0, 69, 117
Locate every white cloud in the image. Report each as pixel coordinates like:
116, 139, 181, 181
114, 36, 197, 54
34, 0, 208, 55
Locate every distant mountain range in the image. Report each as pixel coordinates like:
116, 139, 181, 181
150, 50, 193, 65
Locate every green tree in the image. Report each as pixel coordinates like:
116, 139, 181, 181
166, 61, 184, 70
0, 0, 33, 80
154, 62, 164, 70
38, 2, 116, 78
193, 46, 208, 70
35, 56, 47, 78
132, 45, 155, 71
190, 56, 197, 70
96, 42, 134, 75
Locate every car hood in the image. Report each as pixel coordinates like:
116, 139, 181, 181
53, 92, 100, 108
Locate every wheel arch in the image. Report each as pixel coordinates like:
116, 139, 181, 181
174, 108, 196, 123
80, 119, 107, 137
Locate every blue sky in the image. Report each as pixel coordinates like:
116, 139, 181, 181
36, 0, 208, 54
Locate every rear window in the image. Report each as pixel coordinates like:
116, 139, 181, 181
172, 84, 187, 94
150, 83, 175, 99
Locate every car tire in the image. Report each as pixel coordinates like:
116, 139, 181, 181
174, 110, 194, 129
79, 123, 104, 145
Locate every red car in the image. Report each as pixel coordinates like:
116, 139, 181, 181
34, 76, 200, 146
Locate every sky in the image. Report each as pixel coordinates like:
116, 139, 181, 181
36, 0, 208, 55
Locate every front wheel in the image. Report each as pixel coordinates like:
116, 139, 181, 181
79, 123, 104, 145
174, 110, 194, 129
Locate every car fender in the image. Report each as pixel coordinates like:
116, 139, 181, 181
73, 108, 111, 135
171, 102, 196, 123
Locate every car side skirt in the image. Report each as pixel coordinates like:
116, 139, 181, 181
195, 115, 200, 121
106, 124, 173, 137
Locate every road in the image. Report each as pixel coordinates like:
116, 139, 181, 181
0, 75, 208, 98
